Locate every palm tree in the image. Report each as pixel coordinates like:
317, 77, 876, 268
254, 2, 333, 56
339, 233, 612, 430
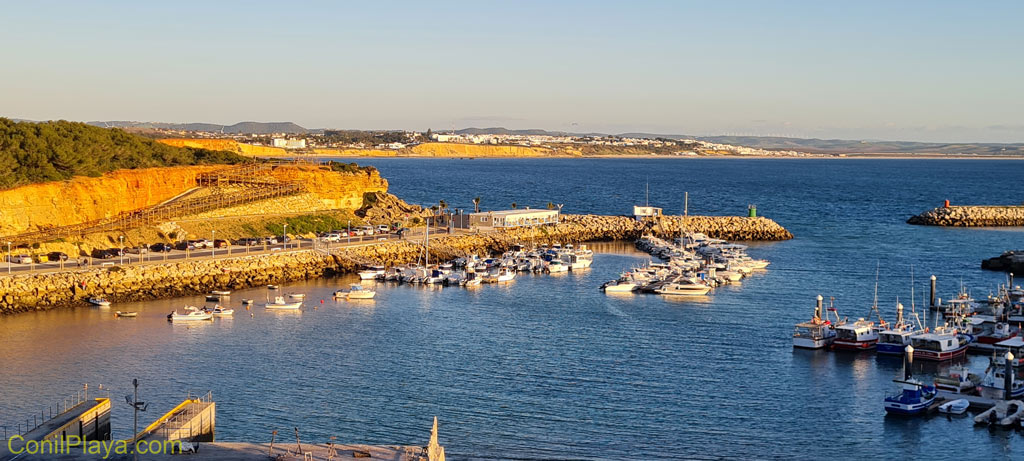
439, 199, 448, 213
473, 197, 481, 213
546, 202, 555, 210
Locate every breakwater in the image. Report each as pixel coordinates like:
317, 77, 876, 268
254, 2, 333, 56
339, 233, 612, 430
0, 214, 790, 314
907, 205, 1024, 226
981, 250, 1024, 273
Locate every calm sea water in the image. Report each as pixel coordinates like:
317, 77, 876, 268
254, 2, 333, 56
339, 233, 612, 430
2, 158, 1023, 459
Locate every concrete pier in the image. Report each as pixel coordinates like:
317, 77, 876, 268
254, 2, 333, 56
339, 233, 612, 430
136, 393, 215, 443
0, 397, 111, 460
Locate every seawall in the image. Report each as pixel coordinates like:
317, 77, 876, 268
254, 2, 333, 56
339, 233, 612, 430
907, 205, 1024, 227
0, 214, 791, 314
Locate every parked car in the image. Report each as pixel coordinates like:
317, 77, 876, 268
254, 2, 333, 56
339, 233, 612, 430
186, 239, 209, 249
213, 239, 230, 248
265, 237, 278, 245
376, 225, 391, 233
90, 249, 117, 259
34, 254, 49, 263
47, 251, 69, 261
6, 254, 33, 264
150, 243, 174, 252
358, 226, 375, 235
322, 233, 342, 242
175, 241, 197, 251
125, 246, 149, 254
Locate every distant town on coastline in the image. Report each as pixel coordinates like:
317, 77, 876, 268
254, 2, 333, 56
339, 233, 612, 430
11, 118, 1022, 158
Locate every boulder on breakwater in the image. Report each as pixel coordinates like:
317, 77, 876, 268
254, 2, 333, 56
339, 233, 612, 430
907, 205, 1024, 227
0, 213, 791, 314
981, 250, 1024, 274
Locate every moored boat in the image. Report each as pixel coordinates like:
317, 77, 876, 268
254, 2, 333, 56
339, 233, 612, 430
876, 303, 917, 355
832, 318, 878, 351
88, 297, 111, 307
793, 295, 839, 349
883, 345, 937, 416
204, 305, 234, 316
114, 311, 138, 318
655, 277, 711, 296
167, 306, 213, 321
264, 296, 302, 309
910, 327, 969, 361
938, 399, 969, 415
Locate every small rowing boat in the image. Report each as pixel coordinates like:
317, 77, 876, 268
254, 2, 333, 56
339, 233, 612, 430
114, 311, 138, 318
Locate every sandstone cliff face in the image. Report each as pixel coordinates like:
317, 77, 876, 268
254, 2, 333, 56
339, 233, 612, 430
0, 166, 221, 235
268, 165, 388, 209
157, 138, 288, 156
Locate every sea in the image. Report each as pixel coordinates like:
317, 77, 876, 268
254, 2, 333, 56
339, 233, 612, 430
1, 158, 1023, 459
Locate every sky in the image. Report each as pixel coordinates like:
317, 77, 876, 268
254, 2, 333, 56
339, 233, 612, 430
2, 1, 1023, 143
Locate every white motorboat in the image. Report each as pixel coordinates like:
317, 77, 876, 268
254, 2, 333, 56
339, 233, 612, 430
88, 297, 111, 307
496, 267, 516, 283
358, 265, 386, 280
655, 278, 711, 296
286, 293, 305, 300
344, 284, 376, 299
167, 306, 213, 321
546, 260, 568, 273
264, 296, 302, 309
602, 280, 637, 293
204, 305, 235, 316
210, 290, 231, 296
114, 311, 138, 318
938, 399, 969, 415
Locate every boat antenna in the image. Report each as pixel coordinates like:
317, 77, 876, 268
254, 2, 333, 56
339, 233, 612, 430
910, 265, 916, 321
871, 262, 883, 323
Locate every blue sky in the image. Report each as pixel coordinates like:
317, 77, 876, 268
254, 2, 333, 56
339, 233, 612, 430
2, 1, 1022, 142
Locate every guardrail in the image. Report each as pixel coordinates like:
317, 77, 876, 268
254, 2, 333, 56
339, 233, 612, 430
0, 384, 108, 440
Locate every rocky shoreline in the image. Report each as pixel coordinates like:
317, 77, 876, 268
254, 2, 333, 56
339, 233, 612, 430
0, 214, 791, 314
907, 205, 1024, 227
981, 250, 1024, 274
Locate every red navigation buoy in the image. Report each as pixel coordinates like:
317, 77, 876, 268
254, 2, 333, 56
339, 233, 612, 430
320, 299, 324, 304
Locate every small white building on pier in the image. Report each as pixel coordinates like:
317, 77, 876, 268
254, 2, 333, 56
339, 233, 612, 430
469, 209, 559, 229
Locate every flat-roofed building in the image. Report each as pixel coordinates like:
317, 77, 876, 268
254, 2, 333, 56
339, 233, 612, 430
633, 205, 663, 220
469, 209, 559, 229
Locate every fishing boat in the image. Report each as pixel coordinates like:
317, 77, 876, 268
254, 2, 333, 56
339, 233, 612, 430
938, 399, 969, 415
264, 296, 302, 310
204, 305, 234, 316
933, 365, 981, 393
358, 265, 386, 280
966, 319, 1018, 352
793, 295, 838, 349
114, 311, 138, 318
910, 327, 969, 361
88, 297, 111, 307
344, 284, 376, 299
994, 337, 1024, 367
876, 303, 917, 355
832, 318, 878, 351
167, 306, 213, 321
655, 278, 711, 296
883, 346, 937, 416
978, 355, 1024, 399
205, 294, 223, 302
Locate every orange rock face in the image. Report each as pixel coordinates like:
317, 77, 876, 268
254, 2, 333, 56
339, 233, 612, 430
0, 165, 389, 236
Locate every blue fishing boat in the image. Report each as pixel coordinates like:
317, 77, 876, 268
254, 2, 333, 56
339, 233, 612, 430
883, 345, 937, 416
877, 303, 917, 355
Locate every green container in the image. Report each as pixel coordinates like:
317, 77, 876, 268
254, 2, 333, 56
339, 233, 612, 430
748, 206, 757, 217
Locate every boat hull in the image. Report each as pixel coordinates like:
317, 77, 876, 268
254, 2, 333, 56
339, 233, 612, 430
793, 337, 832, 349
884, 399, 935, 416
912, 345, 968, 361
876, 343, 907, 355
832, 339, 877, 351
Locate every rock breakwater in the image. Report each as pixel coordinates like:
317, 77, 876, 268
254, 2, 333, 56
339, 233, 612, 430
0, 214, 791, 314
907, 206, 1024, 227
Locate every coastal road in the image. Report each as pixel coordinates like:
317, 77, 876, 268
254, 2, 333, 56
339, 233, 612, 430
0, 226, 469, 276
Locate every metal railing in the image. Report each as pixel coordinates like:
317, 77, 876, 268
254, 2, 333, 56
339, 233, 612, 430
149, 391, 213, 441
0, 384, 108, 440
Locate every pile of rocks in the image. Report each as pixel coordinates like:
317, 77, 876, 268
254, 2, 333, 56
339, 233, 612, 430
908, 206, 1024, 227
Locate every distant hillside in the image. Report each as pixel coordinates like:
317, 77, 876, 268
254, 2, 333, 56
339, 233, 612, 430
86, 120, 309, 134
459, 127, 1024, 156
0, 118, 246, 189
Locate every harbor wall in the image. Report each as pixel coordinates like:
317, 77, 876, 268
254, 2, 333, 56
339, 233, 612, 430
0, 214, 791, 314
907, 205, 1024, 227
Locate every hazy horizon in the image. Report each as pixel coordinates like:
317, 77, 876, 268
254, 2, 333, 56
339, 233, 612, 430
3, 1, 1023, 143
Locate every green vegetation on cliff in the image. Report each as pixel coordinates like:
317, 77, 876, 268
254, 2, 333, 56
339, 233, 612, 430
0, 118, 246, 188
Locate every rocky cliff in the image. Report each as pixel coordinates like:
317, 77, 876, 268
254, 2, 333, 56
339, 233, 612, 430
158, 138, 288, 156
907, 206, 1024, 226
0, 166, 221, 236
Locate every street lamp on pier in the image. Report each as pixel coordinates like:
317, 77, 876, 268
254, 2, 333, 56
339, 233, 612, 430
282, 224, 288, 249
6, 241, 11, 275
211, 230, 216, 258
119, 236, 124, 265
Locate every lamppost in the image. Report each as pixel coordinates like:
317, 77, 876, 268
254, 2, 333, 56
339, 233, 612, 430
6, 241, 11, 274
211, 230, 216, 258
347, 220, 351, 245
119, 236, 124, 264
282, 224, 288, 249
125, 378, 148, 461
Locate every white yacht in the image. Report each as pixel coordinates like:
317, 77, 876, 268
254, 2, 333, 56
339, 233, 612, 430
655, 278, 711, 296
358, 265, 386, 280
